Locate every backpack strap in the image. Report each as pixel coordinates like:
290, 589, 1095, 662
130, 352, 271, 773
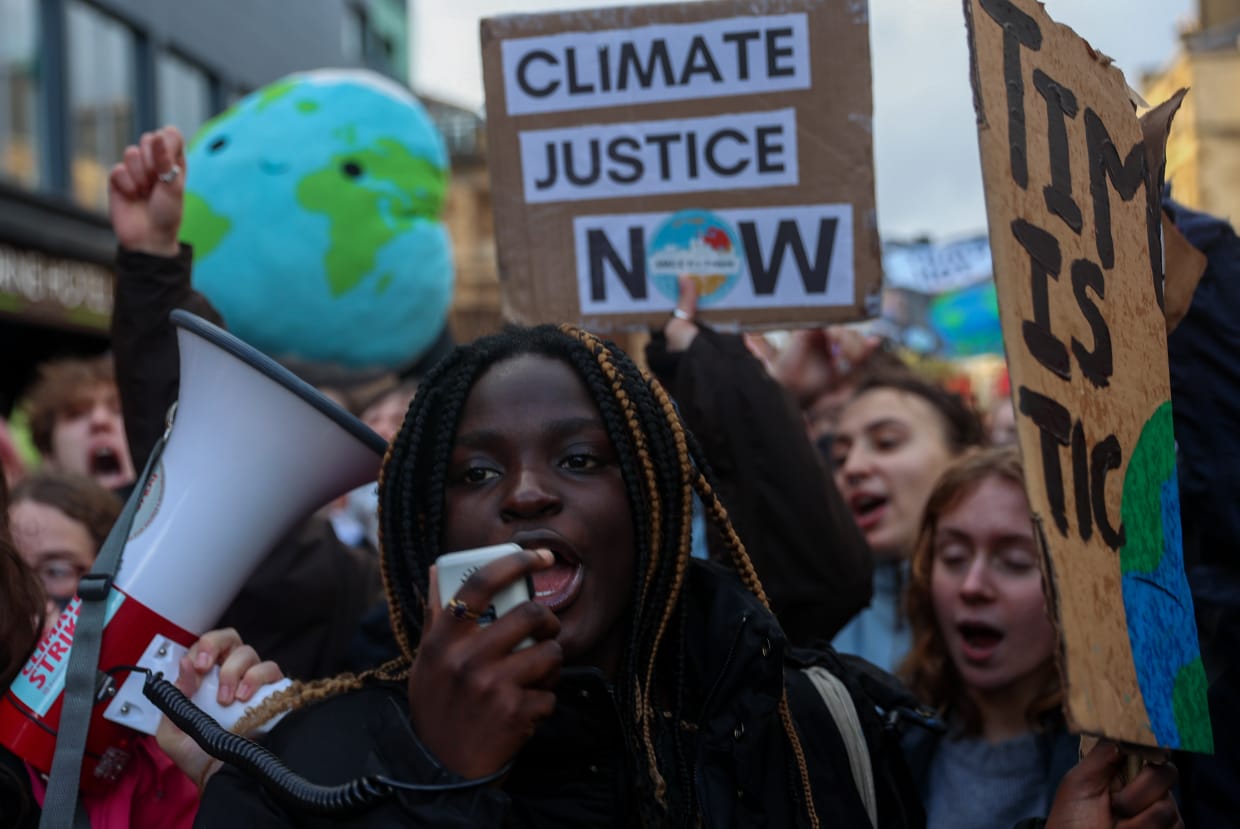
802, 665, 878, 829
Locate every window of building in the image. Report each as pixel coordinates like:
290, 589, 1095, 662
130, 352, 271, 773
343, 3, 403, 80
342, 6, 365, 62
372, 33, 394, 66
67, 1, 136, 211
157, 51, 212, 140
0, 0, 42, 188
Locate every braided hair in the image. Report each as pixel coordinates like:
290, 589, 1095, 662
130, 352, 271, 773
245, 325, 821, 826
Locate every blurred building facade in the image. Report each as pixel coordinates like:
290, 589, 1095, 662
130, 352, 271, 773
421, 97, 504, 344
1144, 0, 1240, 225
0, 0, 408, 410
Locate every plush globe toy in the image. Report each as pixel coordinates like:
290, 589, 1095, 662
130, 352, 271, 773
180, 69, 453, 371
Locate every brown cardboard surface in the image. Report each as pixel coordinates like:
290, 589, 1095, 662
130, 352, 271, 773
966, 0, 1190, 748
480, 0, 879, 331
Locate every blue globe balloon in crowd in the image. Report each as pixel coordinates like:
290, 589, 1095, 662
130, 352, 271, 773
180, 69, 454, 371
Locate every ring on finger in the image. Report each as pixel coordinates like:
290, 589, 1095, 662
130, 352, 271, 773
158, 164, 182, 184
671, 308, 693, 322
446, 597, 481, 622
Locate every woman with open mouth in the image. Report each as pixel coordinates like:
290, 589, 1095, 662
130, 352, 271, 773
899, 447, 1182, 829
829, 373, 985, 673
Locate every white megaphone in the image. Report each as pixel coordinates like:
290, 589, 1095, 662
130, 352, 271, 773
0, 310, 388, 790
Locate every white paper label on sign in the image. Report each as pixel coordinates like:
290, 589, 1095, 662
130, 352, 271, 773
519, 109, 799, 203
501, 13, 811, 116
573, 204, 854, 315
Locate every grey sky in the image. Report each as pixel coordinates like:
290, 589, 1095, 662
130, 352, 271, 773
411, 0, 1196, 241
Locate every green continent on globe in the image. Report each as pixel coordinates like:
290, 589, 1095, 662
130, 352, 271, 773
179, 191, 232, 261
1120, 401, 1176, 576
296, 138, 447, 297
1173, 657, 1214, 752
254, 76, 299, 112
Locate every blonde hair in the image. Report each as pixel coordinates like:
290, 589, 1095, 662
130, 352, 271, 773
899, 446, 1062, 734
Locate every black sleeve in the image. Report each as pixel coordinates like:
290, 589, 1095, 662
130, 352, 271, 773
646, 328, 873, 645
0, 748, 39, 829
215, 516, 382, 682
110, 244, 225, 470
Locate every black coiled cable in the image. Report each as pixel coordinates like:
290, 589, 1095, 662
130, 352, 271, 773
142, 671, 393, 814
138, 669, 510, 816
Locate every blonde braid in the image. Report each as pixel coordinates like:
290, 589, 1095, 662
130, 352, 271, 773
231, 658, 411, 736
568, 327, 664, 608
629, 377, 699, 809
568, 327, 700, 814
376, 437, 419, 664
692, 472, 771, 609
640, 379, 694, 665
692, 471, 820, 827
780, 691, 822, 829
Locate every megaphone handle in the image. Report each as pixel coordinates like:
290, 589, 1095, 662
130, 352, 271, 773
189, 669, 293, 736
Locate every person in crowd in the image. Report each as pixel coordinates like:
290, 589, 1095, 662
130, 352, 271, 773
21, 355, 135, 492
984, 371, 1017, 447
9, 470, 123, 634
196, 323, 914, 827
986, 395, 1018, 447
106, 125, 383, 681
829, 372, 985, 673
359, 379, 420, 444
193, 324, 1180, 829
901, 446, 1186, 829
0, 469, 283, 827
899, 447, 1075, 829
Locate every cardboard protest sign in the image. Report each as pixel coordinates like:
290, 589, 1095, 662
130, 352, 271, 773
965, 0, 1211, 751
480, 0, 879, 330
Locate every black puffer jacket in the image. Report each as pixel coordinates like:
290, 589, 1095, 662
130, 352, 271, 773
196, 562, 917, 827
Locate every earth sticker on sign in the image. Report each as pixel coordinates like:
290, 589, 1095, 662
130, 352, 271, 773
647, 210, 744, 306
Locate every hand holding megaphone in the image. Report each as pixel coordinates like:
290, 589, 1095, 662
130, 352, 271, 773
155, 628, 288, 786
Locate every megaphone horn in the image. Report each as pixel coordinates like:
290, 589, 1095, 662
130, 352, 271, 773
0, 310, 387, 789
